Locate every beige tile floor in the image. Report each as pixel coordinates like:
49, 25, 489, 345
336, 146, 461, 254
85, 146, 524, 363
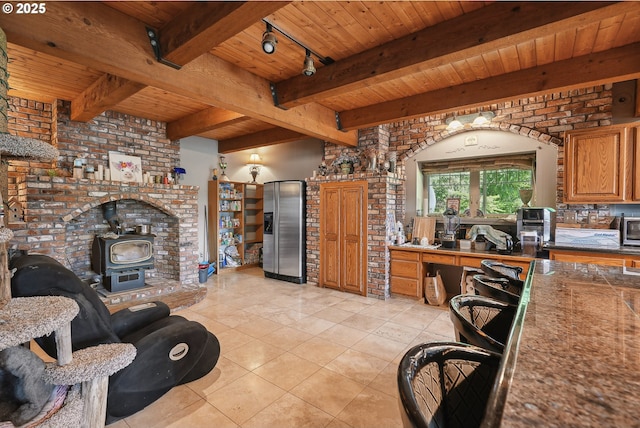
110, 268, 455, 428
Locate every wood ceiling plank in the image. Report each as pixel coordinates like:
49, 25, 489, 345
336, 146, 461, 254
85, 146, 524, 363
554, 29, 578, 61
71, 74, 146, 122
103, 1, 193, 29
0, 1, 356, 146
167, 107, 245, 141
613, 10, 640, 46
516, 40, 537, 69
498, 46, 521, 74
218, 127, 307, 153
534, 34, 556, 65
274, 1, 635, 108
592, 14, 625, 53
339, 42, 640, 130
482, 50, 506, 78
573, 22, 600, 56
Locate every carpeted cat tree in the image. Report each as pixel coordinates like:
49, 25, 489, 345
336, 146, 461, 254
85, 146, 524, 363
0, 27, 137, 427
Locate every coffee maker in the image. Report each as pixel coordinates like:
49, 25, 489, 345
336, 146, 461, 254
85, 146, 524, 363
517, 208, 556, 244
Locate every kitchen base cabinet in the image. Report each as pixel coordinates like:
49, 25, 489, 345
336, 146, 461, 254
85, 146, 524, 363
389, 246, 533, 298
390, 250, 423, 298
548, 248, 640, 267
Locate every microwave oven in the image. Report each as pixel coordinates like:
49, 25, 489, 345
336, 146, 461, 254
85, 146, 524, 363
622, 217, 640, 246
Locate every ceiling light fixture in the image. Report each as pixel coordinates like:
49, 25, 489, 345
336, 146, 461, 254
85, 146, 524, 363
302, 50, 316, 76
261, 23, 277, 54
445, 111, 495, 131
260, 19, 334, 75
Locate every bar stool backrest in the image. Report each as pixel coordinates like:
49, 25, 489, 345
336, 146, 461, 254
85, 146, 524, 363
398, 342, 501, 428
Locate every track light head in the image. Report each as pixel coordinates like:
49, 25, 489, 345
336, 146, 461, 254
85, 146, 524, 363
302, 50, 316, 76
262, 23, 277, 54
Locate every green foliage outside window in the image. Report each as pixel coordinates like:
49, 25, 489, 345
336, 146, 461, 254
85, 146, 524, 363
427, 168, 532, 215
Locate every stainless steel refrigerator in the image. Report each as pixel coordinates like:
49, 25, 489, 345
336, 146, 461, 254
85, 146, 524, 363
263, 180, 306, 283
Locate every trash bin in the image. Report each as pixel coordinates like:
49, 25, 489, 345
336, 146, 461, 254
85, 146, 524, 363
198, 263, 209, 284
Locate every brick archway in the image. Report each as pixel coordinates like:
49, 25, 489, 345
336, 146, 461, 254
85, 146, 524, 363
399, 123, 562, 162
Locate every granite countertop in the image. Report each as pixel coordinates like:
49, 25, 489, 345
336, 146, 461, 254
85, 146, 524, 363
483, 260, 640, 427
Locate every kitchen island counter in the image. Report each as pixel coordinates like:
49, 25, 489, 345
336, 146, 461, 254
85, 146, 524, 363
483, 260, 640, 427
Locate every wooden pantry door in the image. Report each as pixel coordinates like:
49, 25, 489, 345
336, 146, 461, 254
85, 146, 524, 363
319, 181, 367, 296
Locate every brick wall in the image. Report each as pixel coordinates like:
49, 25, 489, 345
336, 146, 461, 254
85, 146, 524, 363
306, 171, 402, 299
10, 176, 200, 284
316, 85, 614, 299
5, 97, 198, 284
388, 85, 614, 223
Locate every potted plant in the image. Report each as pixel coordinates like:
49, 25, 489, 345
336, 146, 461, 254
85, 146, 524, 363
333, 154, 358, 174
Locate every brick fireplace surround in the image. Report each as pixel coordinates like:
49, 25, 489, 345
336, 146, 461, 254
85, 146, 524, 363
8, 176, 200, 288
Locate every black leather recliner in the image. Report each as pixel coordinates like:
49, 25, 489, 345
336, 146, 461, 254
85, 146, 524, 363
10, 254, 220, 425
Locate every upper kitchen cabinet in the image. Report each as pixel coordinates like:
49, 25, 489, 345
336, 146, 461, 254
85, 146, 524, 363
563, 124, 635, 203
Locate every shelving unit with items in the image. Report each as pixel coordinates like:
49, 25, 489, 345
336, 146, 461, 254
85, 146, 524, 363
208, 181, 244, 273
207, 181, 264, 273
243, 183, 264, 267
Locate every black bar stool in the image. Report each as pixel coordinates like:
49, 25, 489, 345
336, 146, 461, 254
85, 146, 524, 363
397, 342, 501, 428
473, 274, 522, 305
449, 294, 516, 354
480, 259, 523, 281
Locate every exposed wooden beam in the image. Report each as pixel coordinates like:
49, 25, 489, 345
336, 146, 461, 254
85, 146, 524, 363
219, 128, 307, 153
339, 43, 640, 130
159, 1, 290, 66
69, 1, 288, 123
168, 107, 245, 141
0, 2, 356, 146
71, 74, 146, 122
274, 1, 635, 108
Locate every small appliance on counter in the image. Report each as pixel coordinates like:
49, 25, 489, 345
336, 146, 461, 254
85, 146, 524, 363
517, 207, 556, 244
621, 216, 640, 246
441, 207, 460, 248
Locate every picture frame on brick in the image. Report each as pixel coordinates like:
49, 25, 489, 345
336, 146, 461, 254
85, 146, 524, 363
109, 152, 143, 183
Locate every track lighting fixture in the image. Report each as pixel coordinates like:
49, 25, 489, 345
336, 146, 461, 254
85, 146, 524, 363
262, 23, 277, 54
302, 50, 316, 76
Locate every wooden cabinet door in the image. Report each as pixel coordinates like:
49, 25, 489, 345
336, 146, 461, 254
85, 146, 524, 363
341, 186, 365, 294
320, 187, 341, 290
564, 125, 633, 203
319, 181, 367, 295
634, 126, 640, 200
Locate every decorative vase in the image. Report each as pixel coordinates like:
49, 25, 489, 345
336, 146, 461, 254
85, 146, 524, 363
519, 188, 533, 207
341, 163, 352, 174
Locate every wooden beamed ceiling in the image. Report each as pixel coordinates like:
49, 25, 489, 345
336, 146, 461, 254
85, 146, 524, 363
1, 1, 639, 153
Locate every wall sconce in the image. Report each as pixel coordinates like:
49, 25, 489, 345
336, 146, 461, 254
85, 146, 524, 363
218, 156, 229, 182
445, 111, 495, 131
248, 153, 262, 183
